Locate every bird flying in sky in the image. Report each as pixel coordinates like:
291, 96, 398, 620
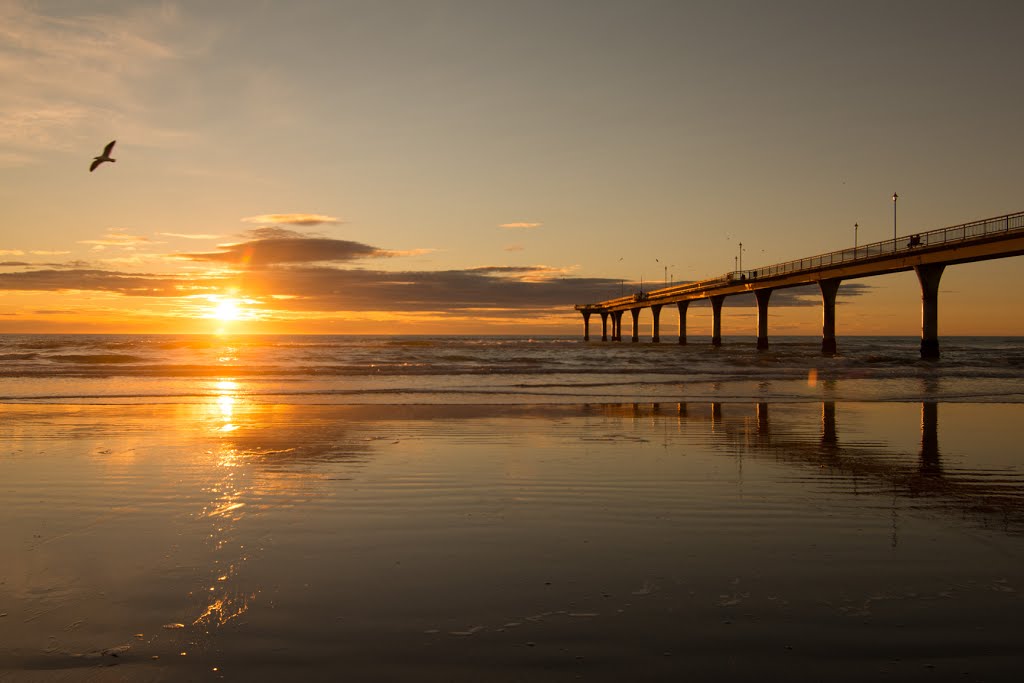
89, 140, 116, 172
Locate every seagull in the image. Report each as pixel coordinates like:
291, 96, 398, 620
90, 140, 116, 172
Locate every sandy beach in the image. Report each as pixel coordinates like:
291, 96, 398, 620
2, 400, 1023, 681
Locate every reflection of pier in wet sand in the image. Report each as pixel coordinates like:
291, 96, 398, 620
612, 400, 1024, 533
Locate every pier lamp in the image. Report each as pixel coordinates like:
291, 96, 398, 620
892, 193, 898, 241
855, 222, 859, 249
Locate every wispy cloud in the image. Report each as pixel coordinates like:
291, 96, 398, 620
499, 221, 544, 229
242, 214, 341, 227
78, 230, 155, 250
0, 250, 25, 256
503, 245, 525, 252
0, 1, 191, 160
156, 232, 223, 240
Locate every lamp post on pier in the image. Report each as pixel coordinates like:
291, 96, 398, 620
892, 193, 898, 241
854, 222, 859, 249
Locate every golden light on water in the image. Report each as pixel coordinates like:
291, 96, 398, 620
215, 380, 239, 432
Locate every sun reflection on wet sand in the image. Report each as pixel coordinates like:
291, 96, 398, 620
191, 379, 260, 640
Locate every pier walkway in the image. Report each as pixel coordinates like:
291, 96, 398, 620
574, 211, 1024, 358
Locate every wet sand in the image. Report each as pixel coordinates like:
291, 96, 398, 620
2, 400, 1023, 681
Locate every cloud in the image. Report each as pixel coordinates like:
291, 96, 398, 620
0, 2, 187, 159
499, 222, 543, 229
0, 261, 30, 267
0, 268, 223, 297
242, 214, 341, 226
377, 248, 437, 258
238, 265, 619, 313
78, 230, 154, 249
30, 250, 70, 255
0, 249, 25, 256
177, 232, 383, 266
157, 232, 223, 240
503, 245, 525, 252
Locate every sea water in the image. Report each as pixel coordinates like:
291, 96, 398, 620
2, 334, 1023, 403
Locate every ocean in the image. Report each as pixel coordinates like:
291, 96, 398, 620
2, 333, 1023, 404
2, 334, 1023, 681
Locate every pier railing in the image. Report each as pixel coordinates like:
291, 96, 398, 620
732, 211, 1024, 283
580, 211, 1024, 310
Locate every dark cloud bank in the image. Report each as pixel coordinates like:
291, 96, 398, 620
0, 229, 870, 315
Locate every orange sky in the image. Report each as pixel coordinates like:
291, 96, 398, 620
2, 1, 1023, 337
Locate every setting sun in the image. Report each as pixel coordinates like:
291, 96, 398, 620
213, 298, 242, 322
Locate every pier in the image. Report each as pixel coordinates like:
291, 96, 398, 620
575, 211, 1024, 358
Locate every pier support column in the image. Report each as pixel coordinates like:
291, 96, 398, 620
651, 305, 662, 343
710, 295, 725, 346
600, 312, 609, 342
915, 264, 945, 360
677, 301, 689, 345
582, 311, 591, 341
754, 289, 772, 351
613, 311, 624, 342
630, 308, 641, 343
819, 278, 841, 355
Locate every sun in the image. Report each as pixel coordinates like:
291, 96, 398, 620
212, 297, 242, 322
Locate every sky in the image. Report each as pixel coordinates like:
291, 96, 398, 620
1, 0, 1022, 336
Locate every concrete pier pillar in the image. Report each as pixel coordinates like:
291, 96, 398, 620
613, 311, 624, 342
651, 304, 662, 343
676, 301, 690, 345
600, 312, 609, 342
710, 295, 725, 346
582, 311, 591, 341
818, 278, 841, 355
754, 289, 772, 351
630, 308, 641, 343
915, 264, 945, 360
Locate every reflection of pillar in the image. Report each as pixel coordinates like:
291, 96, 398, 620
630, 308, 641, 343
582, 311, 591, 341
821, 401, 837, 446
677, 301, 690, 345
819, 278, 841, 355
600, 312, 609, 342
756, 402, 769, 437
754, 289, 772, 351
711, 295, 725, 346
915, 264, 945, 360
651, 304, 662, 343
711, 402, 723, 422
677, 402, 688, 417
920, 401, 940, 475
